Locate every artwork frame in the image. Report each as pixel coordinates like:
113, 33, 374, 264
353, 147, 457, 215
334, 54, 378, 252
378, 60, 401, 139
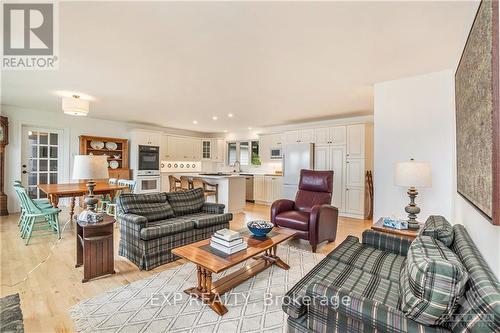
455, 0, 499, 226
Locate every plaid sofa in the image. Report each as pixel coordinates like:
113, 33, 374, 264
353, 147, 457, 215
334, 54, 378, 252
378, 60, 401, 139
116, 188, 232, 270
285, 217, 500, 333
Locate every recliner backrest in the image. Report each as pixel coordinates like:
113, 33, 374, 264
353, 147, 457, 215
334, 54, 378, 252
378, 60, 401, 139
294, 169, 333, 212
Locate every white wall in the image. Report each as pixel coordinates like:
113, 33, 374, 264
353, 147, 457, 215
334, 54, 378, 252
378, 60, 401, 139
1, 106, 208, 213
374, 69, 500, 278
373, 70, 456, 221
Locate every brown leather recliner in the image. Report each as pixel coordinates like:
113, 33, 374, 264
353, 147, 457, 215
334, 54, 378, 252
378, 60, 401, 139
271, 169, 338, 252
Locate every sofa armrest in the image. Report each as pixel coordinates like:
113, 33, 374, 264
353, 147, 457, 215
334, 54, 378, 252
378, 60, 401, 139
117, 213, 148, 226
305, 281, 448, 333
270, 199, 295, 226
362, 229, 413, 256
201, 202, 225, 214
309, 204, 339, 245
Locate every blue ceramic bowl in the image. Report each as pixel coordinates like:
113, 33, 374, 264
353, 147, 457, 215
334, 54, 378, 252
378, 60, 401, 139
247, 220, 274, 237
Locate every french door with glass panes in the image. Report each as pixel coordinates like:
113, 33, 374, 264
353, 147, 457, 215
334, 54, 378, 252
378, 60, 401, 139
21, 127, 63, 199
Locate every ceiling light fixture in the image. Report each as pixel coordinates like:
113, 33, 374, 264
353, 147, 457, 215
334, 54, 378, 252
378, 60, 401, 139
62, 95, 89, 116
248, 127, 253, 130
223, 130, 228, 133
227, 113, 233, 118
212, 116, 218, 120
193, 120, 198, 124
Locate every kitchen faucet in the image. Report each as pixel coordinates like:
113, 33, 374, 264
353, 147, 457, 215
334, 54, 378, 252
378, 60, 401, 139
233, 160, 241, 173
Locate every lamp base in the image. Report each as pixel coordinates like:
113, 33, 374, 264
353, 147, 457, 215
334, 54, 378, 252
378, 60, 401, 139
85, 181, 98, 212
405, 187, 421, 229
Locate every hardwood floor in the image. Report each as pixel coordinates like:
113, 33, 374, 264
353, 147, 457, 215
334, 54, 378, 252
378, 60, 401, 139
0, 203, 372, 332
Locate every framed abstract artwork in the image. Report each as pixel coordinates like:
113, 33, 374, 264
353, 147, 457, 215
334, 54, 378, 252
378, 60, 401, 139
455, 0, 499, 225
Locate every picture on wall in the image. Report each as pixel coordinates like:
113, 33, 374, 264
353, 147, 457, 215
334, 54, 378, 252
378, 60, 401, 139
455, 0, 499, 225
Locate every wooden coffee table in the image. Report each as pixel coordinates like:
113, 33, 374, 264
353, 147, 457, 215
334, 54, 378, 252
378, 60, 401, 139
172, 227, 296, 316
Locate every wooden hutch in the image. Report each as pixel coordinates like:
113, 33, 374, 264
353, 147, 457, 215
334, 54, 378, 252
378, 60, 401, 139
79, 135, 131, 180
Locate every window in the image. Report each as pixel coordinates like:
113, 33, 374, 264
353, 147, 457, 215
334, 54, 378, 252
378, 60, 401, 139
227, 142, 237, 165
227, 140, 261, 166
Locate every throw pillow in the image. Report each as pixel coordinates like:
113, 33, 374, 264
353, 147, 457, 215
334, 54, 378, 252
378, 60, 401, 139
166, 188, 205, 216
399, 235, 468, 326
421, 215, 454, 247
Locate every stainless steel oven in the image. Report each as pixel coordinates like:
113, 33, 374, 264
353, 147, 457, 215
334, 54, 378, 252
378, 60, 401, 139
138, 145, 160, 172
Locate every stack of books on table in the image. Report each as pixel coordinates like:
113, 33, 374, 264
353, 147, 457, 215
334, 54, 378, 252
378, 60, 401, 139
210, 229, 247, 254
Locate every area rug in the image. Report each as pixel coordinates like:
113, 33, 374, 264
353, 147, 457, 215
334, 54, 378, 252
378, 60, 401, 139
70, 245, 324, 332
0, 293, 24, 333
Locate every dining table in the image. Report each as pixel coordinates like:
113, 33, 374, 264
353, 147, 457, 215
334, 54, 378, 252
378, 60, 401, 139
37, 182, 128, 221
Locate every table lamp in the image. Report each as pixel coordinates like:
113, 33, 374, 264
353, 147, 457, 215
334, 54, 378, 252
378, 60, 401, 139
395, 158, 432, 229
72, 155, 109, 214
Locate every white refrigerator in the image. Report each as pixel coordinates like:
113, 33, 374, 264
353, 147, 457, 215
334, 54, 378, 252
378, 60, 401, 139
282, 143, 314, 200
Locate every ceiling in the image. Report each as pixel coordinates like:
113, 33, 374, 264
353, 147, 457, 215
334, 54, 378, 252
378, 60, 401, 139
2, 1, 478, 133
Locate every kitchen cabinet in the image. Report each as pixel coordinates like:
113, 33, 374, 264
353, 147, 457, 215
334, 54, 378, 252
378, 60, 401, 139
314, 145, 345, 210
131, 130, 161, 146
345, 187, 364, 216
284, 129, 314, 144
163, 136, 201, 161
201, 139, 212, 160
315, 126, 346, 145
254, 175, 283, 204
346, 159, 365, 187
346, 124, 365, 159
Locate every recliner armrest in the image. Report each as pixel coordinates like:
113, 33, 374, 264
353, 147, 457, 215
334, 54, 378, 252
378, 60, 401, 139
201, 202, 225, 214
309, 204, 339, 245
271, 199, 295, 226
305, 281, 447, 333
362, 229, 413, 256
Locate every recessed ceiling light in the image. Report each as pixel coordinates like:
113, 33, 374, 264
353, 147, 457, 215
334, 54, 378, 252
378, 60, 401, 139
193, 120, 198, 124
248, 127, 252, 130
223, 130, 228, 133
212, 116, 218, 120
227, 113, 233, 118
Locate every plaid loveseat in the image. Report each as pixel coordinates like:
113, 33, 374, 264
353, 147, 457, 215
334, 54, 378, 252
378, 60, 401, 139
117, 188, 232, 270
284, 217, 500, 333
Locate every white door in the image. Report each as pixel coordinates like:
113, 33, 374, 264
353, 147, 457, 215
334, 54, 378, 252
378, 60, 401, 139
21, 127, 64, 199
345, 187, 364, 215
346, 159, 365, 187
346, 124, 364, 158
330, 146, 345, 210
314, 145, 330, 170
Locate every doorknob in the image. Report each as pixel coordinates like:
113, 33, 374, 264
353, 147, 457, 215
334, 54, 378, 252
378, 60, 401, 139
22, 171, 27, 174
22, 164, 27, 168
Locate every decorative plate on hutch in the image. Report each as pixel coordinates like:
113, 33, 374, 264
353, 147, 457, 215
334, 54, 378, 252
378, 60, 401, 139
105, 142, 118, 150
90, 141, 104, 150
109, 160, 119, 169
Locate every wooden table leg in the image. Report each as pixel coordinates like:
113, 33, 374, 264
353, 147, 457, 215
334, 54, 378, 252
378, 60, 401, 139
70, 196, 76, 221
271, 245, 290, 270
184, 266, 228, 316
49, 194, 59, 208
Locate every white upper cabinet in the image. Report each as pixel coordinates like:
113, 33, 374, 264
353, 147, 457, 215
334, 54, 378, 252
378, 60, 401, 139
201, 139, 212, 160
284, 129, 314, 144
315, 126, 346, 145
161, 135, 170, 159
346, 124, 365, 158
132, 130, 161, 146
163, 136, 201, 161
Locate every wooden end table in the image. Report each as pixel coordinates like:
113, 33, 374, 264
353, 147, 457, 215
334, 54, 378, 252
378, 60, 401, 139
75, 215, 115, 283
371, 218, 422, 240
172, 227, 296, 316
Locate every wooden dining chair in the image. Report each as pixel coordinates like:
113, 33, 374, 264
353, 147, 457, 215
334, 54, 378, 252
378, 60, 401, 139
180, 176, 192, 191
168, 175, 182, 192
192, 177, 219, 203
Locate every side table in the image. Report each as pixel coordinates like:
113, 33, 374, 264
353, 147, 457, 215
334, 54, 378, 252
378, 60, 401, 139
371, 218, 422, 240
75, 215, 115, 283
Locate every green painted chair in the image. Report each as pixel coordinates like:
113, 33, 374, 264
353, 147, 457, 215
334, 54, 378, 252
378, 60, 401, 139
13, 182, 52, 228
14, 186, 61, 245
106, 179, 136, 221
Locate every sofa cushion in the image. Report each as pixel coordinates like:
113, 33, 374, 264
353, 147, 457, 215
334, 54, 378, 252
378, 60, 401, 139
399, 235, 468, 326
275, 211, 310, 231
166, 188, 205, 216
283, 236, 400, 319
180, 212, 233, 229
118, 192, 174, 222
449, 225, 500, 332
140, 219, 195, 240
328, 235, 406, 282
421, 215, 454, 247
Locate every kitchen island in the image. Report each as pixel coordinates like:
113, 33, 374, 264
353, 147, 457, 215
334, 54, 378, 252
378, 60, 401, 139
171, 173, 246, 214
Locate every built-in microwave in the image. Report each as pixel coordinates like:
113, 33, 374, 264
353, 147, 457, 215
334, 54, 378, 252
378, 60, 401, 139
270, 147, 283, 159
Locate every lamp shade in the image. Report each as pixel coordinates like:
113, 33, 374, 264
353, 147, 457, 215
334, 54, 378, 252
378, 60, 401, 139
395, 160, 432, 188
72, 155, 109, 180
62, 95, 89, 116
